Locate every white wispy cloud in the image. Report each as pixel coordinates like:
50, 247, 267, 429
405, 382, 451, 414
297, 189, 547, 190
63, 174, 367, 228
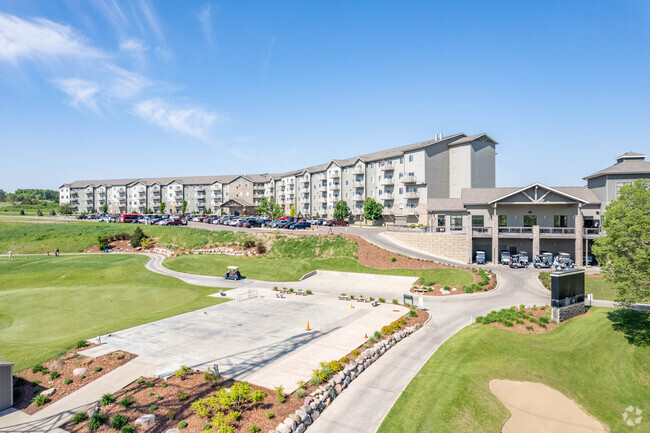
105, 63, 150, 98
0, 12, 105, 64
120, 38, 148, 54
198, 4, 213, 46
139, 0, 165, 43
54, 78, 100, 112
133, 98, 220, 139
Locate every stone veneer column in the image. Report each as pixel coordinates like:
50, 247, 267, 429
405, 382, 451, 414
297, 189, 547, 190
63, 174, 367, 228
492, 210, 499, 264
575, 211, 584, 267
466, 226, 473, 264
532, 225, 540, 258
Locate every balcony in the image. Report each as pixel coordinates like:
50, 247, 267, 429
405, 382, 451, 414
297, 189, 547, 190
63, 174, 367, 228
403, 175, 418, 184
70, 193, 79, 198
381, 193, 394, 200
353, 181, 365, 188
382, 208, 394, 215
353, 194, 365, 202
352, 208, 363, 215
353, 166, 365, 175
212, 190, 222, 196
331, 183, 341, 190
472, 227, 492, 238
301, 178, 310, 184
318, 196, 327, 202
152, 191, 160, 196
317, 184, 327, 191
404, 207, 418, 215
175, 191, 183, 196
381, 177, 395, 185
498, 227, 533, 237
86, 200, 93, 204
405, 191, 419, 199
584, 227, 603, 237
329, 171, 340, 178
539, 227, 576, 237
379, 162, 395, 171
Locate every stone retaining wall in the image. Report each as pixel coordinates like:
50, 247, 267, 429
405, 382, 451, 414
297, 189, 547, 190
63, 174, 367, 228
152, 247, 174, 257
383, 231, 468, 263
270, 324, 421, 433
552, 302, 586, 323
189, 247, 256, 256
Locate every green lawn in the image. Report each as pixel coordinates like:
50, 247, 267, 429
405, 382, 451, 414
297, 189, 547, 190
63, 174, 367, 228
378, 307, 650, 433
0, 254, 229, 371
586, 277, 618, 301
163, 254, 474, 284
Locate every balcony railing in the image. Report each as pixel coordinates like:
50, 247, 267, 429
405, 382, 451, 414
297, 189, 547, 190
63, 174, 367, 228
498, 227, 533, 236
472, 227, 492, 237
352, 208, 363, 215
379, 162, 395, 171
540, 227, 575, 237
381, 193, 394, 200
353, 167, 365, 174
317, 184, 327, 191
318, 196, 327, 202
403, 175, 418, 184
405, 191, 419, 199
353, 181, 365, 188
404, 207, 418, 215
382, 208, 394, 215
381, 177, 394, 185
353, 195, 365, 201
329, 171, 340, 178
331, 183, 341, 190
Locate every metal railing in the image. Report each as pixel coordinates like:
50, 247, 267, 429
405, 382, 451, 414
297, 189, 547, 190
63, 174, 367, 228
498, 227, 533, 235
472, 227, 492, 236
540, 227, 575, 236
381, 178, 395, 185
584, 227, 603, 236
379, 162, 395, 171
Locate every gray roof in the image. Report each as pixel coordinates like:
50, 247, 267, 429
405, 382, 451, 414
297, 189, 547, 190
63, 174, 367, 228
62, 132, 496, 188
221, 197, 254, 207
616, 151, 647, 159
427, 184, 600, 211
584, 158, 650, 180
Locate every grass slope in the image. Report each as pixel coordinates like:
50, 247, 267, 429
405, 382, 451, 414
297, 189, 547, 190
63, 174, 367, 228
378, 308, 649, 433
586, 277, 618, 301
0, 255, 228, 371
163, 254, 474, 284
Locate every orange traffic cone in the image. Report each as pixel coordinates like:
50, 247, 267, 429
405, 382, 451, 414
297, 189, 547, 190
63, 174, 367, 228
364, 333, 368, 339
350, 303, 354, 309
306, 322, 311, 331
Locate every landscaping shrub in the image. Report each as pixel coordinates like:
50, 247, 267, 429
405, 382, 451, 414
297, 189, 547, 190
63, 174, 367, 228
130, 226, 145, 248
121, 426, 135, 433
97, 235, 109, 250
306, 289, 313, 295
71, 412, 88, 424
427, 287, 433, 292
266, 411, 274, 419
526, 325, 534, 331
149, 405, 157, 412
203, 424, 211, 431
100, 393, 115, 406
516, 319, 524, 325
94, 366, 102, 372
378, 297, 386, 303
374, 330, 382, 339
64, 378, 72, 385
148, 391, 154, 396
32, 394, 49, 406
296, 388, 305, 398
391, 256, 397, 262
409, 309, 418, 317
50, 371, 60, 380
167, 409, 176, 420
391, 321, 401, 330
368, 336, 377, 344
177, 393, 189, 400
256, 243, 267, 254
243, 240, 256, 249
249, 424, 260, 433
161, 382, 168, 387
157, 395, 163, 401
351, 349, 361, 356
141, 237, 153, 249
32, 364, 44, 373
252, 390, 266, 403
204, 371, 219, 383
110, 414, 128, 429
136, 378, 144, 384
398, 318, 407, 325
463, 285, 474, 294
87, 413, 107, 431
76, 340, 88, 348
178, 420, 188, 429
119, 397, 133, 408
539, 316, 550, 324
274, 385, 286, 403
392, 299, 399, 304
381, 325, 394, 335
339, 356, 349, 363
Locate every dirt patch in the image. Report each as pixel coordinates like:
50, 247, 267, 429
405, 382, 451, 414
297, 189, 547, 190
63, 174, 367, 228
489, 379, 607, 433
13, 349, 136, 414
83, 239, 155, 254
345, 235, 453, 269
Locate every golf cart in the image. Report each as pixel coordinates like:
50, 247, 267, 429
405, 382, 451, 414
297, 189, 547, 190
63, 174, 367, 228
475, 250, 486, 265
519, 251, 530, 265
534, 252, 553, 268
224, 266, 242, 280
508, 254, 528, 268
553, 253, 575, 271
500, 251, 511, 265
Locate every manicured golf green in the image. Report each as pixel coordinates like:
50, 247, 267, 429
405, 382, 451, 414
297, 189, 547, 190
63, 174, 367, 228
378, 307, 649, 433
585, 276, 618, 301
163, 254, 475, 284
0, 254, 229, 371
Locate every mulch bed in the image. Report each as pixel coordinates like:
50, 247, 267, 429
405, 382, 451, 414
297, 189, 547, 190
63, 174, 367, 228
82, 239, 154, 254
64, 308, 429, 433
345, 235, 455, 269
13, 348, 136, 414
409, 269, 497, 296
482, 305, 591, 335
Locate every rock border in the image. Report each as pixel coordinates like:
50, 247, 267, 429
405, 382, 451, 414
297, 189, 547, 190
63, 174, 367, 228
270, 323, 422, 433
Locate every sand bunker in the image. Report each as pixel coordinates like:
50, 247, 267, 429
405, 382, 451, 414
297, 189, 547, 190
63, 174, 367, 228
489, 379, 608, 433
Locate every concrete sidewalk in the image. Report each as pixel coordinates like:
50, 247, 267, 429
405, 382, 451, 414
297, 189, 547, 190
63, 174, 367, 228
0, 356, 172, 433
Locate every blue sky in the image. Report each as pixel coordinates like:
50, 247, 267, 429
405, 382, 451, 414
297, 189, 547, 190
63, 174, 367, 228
0, 0, 649, 191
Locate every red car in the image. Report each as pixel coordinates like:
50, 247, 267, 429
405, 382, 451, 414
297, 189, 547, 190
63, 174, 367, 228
325, 219, 349, 226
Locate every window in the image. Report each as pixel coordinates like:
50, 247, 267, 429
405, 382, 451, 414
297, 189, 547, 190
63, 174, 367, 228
399, 173, 403, 178
523, 215, 537, 227
450, 216, 463, 230
399, 157, 403, 164
472, 215, 484, 227
437, 215, 446, 226
554, 215, 568, 227
498, 215, 507, 226
408, 155, 414, 162
399, 188, 404, 194
345, 180, 349, 185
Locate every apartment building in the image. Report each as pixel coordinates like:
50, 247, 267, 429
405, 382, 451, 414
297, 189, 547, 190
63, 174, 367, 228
386, 152, 649, 266
60, 132, 498, 222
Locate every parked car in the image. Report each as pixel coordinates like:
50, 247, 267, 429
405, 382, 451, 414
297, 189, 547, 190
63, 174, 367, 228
586, 253, 598, 266
500, 251, 510, 265
289, 221, 311, 230
475, 250, 486, 265
98, 215, 111, 223
76, 214, 88, 219
278, 220, 293, 229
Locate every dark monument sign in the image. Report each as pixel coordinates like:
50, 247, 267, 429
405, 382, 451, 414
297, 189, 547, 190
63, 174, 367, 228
550, 269, 586, 322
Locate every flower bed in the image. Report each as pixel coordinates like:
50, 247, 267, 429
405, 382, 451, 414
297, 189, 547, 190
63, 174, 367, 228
410, 268, 497, 296
13, 347, 136, 415
475, 305, 563, 334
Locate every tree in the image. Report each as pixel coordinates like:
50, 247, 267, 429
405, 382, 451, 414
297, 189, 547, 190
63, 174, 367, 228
363, 197, 383, 223
159, 202, 166, 214
36, 209, 43, 216
130, 226, 145, 248
49, 209, 56, 216
60, 204, 74, 215
334, 200, 350, 220
0, 189, 6, 202
256, 198, 283, 219
181, 200, 187, 215
593, 179, 650, 305
290, 204, 295, 217
101, 203, 108, 213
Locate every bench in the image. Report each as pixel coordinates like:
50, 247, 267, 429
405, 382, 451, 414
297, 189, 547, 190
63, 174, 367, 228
275, 292, 285, 298
338, 295, 350, 301
296, 290, 306, 296
413, 288, 428, 293
370, 300, 379, 307
356, 297, 368, 303
281, 288, 290, 294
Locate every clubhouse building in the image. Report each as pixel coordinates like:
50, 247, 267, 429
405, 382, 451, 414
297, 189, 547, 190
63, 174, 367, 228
60, 135, 649, 265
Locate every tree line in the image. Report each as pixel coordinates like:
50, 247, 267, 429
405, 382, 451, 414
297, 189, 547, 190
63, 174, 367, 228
0, 188, 59, 203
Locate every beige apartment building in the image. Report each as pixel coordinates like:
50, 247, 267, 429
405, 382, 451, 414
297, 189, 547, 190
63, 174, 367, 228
60, 132, 498, 223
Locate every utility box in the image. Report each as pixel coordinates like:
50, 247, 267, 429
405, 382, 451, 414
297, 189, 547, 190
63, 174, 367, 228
0, 360, 13, 411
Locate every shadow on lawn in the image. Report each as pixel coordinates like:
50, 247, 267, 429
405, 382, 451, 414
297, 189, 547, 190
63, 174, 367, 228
607, 309, 650, 347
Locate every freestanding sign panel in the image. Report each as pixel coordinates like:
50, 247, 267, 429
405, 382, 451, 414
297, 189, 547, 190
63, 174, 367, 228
0, 360, 13, 411
550, 269, 586, 323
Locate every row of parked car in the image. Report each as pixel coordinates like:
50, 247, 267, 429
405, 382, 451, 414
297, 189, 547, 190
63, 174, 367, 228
474, 250, 581, 269
194, 216, 350, 230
